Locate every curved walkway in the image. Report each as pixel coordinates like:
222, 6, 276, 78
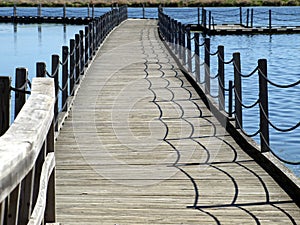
55, 19, 300, 224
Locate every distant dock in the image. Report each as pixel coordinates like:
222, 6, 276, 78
0, 15, 92, 24
189, 23, 300, 35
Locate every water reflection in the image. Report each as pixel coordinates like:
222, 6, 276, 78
38, 24, 42, 47
63, 24, 67, 43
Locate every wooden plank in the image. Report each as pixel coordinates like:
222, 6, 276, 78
55, 19, 300, 224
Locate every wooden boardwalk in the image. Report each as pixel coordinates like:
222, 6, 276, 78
55, 19, 300, 224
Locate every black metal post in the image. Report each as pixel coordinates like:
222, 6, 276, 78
79, 30, 84, 75
233, 52, 242, 129
218, 46, 225, 110
251, 9, 254, 28
85, 26, 89, 67
246, 9, 249, 27
62, 46, 68, 112
70, 39, 75, 96
228, 80, 233, 117
258, 59, 270, 152
204, 38, 210, 94
0, 76, 11, 136
75, 34, 80, 84
269, 10, 272, 31
239, 7, 242, 26
36, 62, 46, 77
15, 68, 28, 118
194, 33, 200, 83
51, 54, 59, 131
187, 27, 192, 72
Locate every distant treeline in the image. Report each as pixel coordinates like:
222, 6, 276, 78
0, 0, 300, 7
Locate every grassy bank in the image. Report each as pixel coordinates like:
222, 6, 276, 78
0, 0, 299, 7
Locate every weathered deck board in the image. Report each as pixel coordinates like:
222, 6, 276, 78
55, 19, 299, 224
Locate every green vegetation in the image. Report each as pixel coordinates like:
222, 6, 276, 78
0, 0, 299, 7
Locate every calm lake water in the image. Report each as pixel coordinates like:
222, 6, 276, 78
0, 7, 299, 176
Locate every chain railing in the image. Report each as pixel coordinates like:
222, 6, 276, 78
158, 7, 299, 165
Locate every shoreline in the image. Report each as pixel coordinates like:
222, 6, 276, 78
0, 0, 300, 7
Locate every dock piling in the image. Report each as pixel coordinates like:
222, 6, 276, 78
51, 54, 60, 131
194, 33, 200, 83
62, 46, 69, 112
204, 38, 210, 94
233, 52, 242, 129
258, 59, 270, 152
0, 76, 11, 136
14, 68, 28, 118
218, 46, 225, 110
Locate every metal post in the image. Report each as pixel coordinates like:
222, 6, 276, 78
182, 24, 186, 65
201, 7, 204, 25
203, 9, 207, 36
88, 3, 90, 17
175, 21, 178, 55
246, 8, 249, 27
233, 52, 242, 129
209, 11, 211, 33
204, 38, 210, 94
63, 4, 66, 18
89, 23, 93, 60
79, 30, 84, 75
75, 34, 80, 84
52, 54, 59, 131
167, 16, 171, 42
251, 9, 254, 28
62, 46, 68, 112
85, 26, 89, 67
258, 59, 269, 152
239, 7, 242, 25
194, 33, 200, 83
95, 19, 99, 47
92, 5, 95, 19
36, 62, 46, 77
171, 19, 174, 50
93, 20, 97, 53
142, 4, 145, 19
70, 39, 75, 96
197, 7, 200, 25
38, 4, 42, 17
269, 10, 272, 31
178, 22, 182, 59
228, 80, 233, 117
15, 68, 28, 118
0, 76, 11, 136
187, 27, 192, 72
218, 46, 225, 110
13, 4, 17, 17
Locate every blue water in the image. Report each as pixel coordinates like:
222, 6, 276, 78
0, 6, 299, 177
0, 23, 83, 79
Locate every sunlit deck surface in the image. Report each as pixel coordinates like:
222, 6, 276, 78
55, 19, 300, 224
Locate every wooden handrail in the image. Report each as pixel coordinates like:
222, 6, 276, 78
0, 78, 55, 224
